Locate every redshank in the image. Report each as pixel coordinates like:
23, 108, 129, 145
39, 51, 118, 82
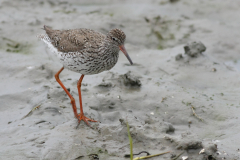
38, 25, 133, 127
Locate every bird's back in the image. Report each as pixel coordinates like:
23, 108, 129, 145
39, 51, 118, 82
43, 26, 106, 53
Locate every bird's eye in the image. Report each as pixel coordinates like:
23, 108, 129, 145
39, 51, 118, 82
112, 37, 116, 41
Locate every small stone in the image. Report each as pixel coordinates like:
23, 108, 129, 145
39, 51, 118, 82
212, 68, 217, 72
199, 148, 205, 154
184, 41, 206, 57
175, 53, 183, 60
182, 156, 188, 160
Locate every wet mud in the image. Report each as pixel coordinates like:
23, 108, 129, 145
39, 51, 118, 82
1, 0, 240, 160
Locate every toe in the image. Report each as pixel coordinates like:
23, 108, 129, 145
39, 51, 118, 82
77, 114, 98, 126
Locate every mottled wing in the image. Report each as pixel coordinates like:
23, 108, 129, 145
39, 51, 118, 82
44, 26, 106, 53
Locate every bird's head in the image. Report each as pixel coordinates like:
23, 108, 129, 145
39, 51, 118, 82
107, 28, 133, 65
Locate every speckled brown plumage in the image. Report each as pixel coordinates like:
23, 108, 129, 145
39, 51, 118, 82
38, 25, 132, 127
38, 26, 132, 75
44, 26, 106, 53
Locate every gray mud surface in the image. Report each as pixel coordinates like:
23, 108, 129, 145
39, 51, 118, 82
1, 0, 240, 160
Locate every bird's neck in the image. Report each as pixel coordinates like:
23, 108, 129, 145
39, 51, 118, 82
104, 39, 120, 56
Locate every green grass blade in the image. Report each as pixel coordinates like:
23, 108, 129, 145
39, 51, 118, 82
127, 121, 133, 160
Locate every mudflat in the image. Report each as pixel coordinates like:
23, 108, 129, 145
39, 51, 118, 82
0, 0, 240, 159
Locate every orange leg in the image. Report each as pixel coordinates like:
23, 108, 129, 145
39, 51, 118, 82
76, 75, 98, 126
55, 67, 78, 118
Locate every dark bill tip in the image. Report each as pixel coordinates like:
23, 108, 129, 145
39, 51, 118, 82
119, 45, 133, 65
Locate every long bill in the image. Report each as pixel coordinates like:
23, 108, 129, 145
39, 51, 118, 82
119, 45, 133, 65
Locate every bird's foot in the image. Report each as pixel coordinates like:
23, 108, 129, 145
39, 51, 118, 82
76, 113, 98, 128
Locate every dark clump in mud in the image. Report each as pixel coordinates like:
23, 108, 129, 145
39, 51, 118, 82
175, 53, 183, 61
200, 143, 218, 160
97, 82, 112, 88
119, 71, 141, 87
165, 135, 202, 150
162, 122, 175, 134
95, 82, 113, 92
184, 41, 206, 57
177, 140, 202, 150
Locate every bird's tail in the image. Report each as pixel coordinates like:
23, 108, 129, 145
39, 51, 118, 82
37, 25, 52, 41
36, 34, 51, 43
